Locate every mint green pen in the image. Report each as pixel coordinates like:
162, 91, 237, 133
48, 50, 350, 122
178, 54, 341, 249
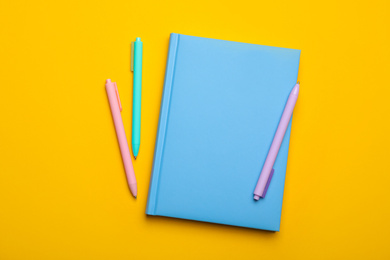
131, 37, 142, 159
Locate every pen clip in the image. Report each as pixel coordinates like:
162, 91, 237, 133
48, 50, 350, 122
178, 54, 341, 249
131, 41, 134, 72
114, 82, 122, 112
261, 168, 274, 198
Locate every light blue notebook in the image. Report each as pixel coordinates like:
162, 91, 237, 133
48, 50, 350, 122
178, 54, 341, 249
146, 33, 301, 231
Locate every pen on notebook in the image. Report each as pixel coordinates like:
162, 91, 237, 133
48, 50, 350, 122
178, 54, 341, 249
253, 82, 300, 200
105, 79, 137, 198
131, 37, 143, 159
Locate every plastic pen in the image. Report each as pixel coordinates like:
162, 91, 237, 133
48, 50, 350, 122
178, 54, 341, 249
105, 79, 137, 198
131, 37, 143, 159
253, 82, 300, 200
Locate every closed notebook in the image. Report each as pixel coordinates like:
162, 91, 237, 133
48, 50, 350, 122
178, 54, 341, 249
146, 33, 301, 231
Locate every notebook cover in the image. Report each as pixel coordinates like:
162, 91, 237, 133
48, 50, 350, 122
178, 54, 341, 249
146, 33, 300, 231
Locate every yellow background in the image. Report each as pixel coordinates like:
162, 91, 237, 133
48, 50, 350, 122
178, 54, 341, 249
0, 0, 389, 259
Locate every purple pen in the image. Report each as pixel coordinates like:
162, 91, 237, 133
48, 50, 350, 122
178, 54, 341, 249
254, 83, 300, 200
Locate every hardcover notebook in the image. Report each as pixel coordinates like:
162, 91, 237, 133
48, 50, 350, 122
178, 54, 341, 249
147, 33, 301, 231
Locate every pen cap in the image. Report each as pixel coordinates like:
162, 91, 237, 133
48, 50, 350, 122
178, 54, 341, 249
131, 37, 143, 72
105, 79, 122, 112
254, 168, 274, 200
261, 168, 274, 198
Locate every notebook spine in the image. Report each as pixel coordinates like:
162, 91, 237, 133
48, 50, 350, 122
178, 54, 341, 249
146, 33, 179, 215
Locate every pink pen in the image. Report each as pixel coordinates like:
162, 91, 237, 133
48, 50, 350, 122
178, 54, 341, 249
254, 82, 300, 200
105, 79, 137, 198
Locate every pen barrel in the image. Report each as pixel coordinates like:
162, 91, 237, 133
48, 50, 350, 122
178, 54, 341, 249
106, 83, 137, 189
254, 85, 299, 197
132, 39, 143, 156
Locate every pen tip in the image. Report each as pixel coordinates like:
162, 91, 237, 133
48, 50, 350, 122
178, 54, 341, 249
297, 81, 300, 84
134, 156, 137, 160
134, 196, 137, 199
